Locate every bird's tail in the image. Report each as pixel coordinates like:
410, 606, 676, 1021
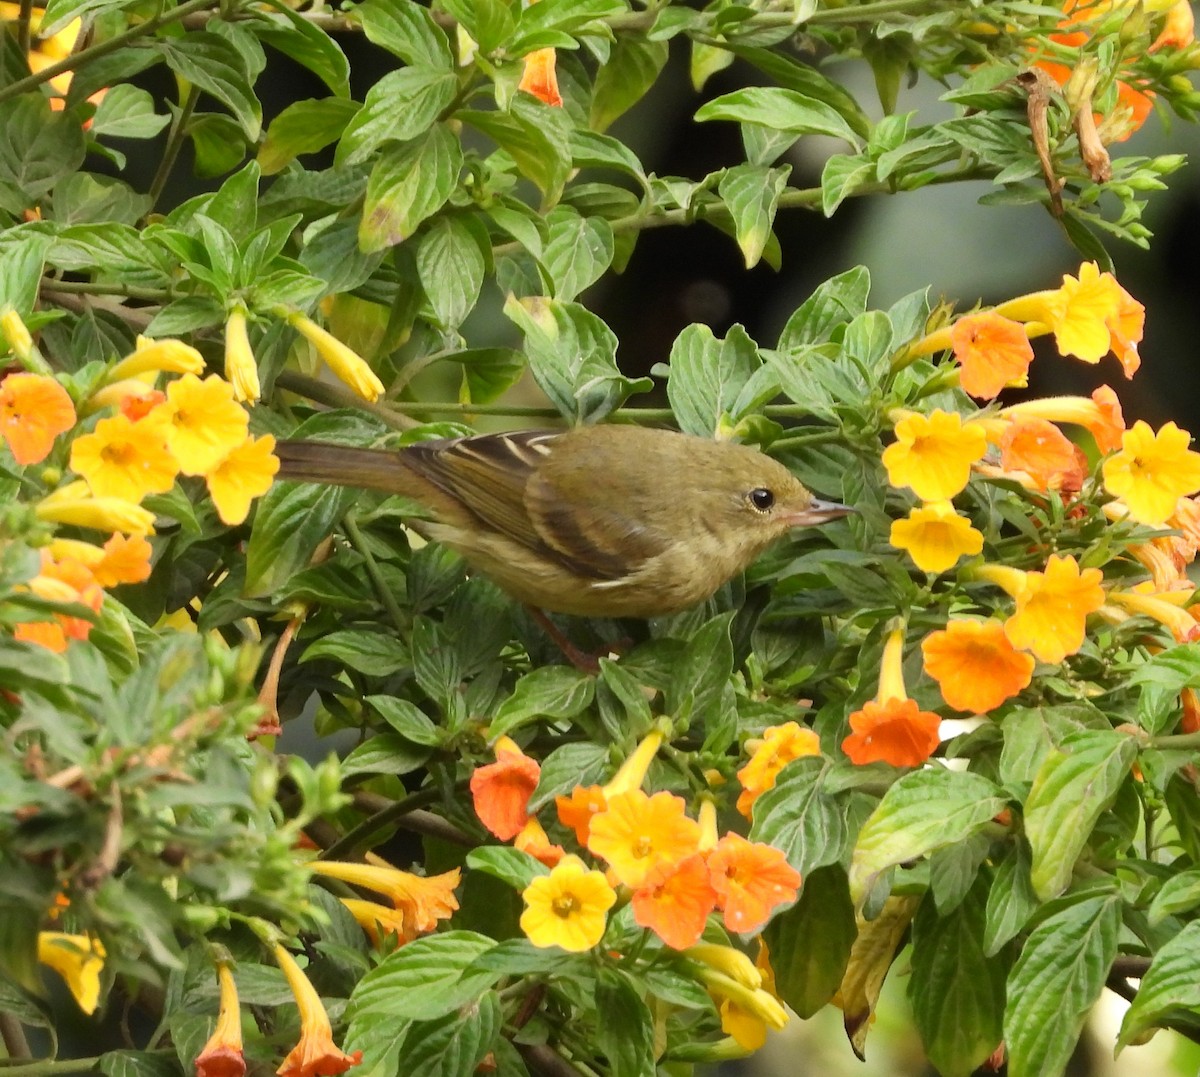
274, 439, 421, 496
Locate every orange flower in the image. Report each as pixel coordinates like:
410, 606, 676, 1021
1001, 385, 1125, 454
921, 620, 1035, 714
586, 789, 701, 889
273, 945, 362, 1077
842, 627, 941, 767
842, 698, 943, 768
309, 858, 459, 937
340, 898, 422, 947
707, 834, 800, 935
736, 722, 821, 818
195, 963, 245, 1077
470, 736, 541, 841
0, 372, 75, 465
1152, 1, 1194, 50
15, 551, 103, 652
514, 816, 566, 867
1109, 588, 1200, 643
92, 533, 152, 587
999, 418, 1087, 492
518, 48, 563, 107
631, 854, 717, 950
1183, 687, 1200, 734
120, 390, 167, 422
950, 312, 1034, 399
998, 554, 1106, 663
556, 785, 607, 846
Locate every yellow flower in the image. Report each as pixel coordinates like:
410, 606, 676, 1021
601, 729, 665, 797
889, 501, 983, 573
225, 306, 260, 403
1109, 589, 1200, 643
163, 374, 249, 476
695, 966, 788, 1050
0, 307, 34, 362
882, 410, 988, 500
289, 313, 384, 402
309, 858, 460, 937
36, 481, 155, 534
195, 962, 245, 1077
273, 944, 361, 1077
69, 412, 178, 502
735, 722, 820, 819
206, 434, 280, 525
106, 335, 205, 381
519, 855, 616, 952
1102, 420, 1200, 527
1000, 554, 1106, 663
37, 932, 106, 1015
586, 789, 701, 889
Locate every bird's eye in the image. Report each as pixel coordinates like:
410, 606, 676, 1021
748, 487, 775, 512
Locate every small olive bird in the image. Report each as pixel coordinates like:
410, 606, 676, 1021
274, 425, 851, 618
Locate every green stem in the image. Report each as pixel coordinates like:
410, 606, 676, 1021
320, 786, 444, 860
341, 511, 407, 634
0, 1058, 102, 1076
0, 1014, 31, 1060
38, 278, 174, 302
0, 0, 216, 106
273, 370, 418, 430
16, 0, 32, 57
146, 83, 200, 213
1149, 731, 1200, 750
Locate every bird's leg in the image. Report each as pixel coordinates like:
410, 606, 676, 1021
524, 606, 601, 674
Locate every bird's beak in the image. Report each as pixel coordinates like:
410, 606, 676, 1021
785, 498, 855, 526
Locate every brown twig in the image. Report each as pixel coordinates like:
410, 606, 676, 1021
1017, 67, 1065, 217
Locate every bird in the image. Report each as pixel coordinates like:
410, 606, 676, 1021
274, 424, 852, 619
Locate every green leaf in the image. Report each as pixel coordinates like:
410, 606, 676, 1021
187, 113, 249, 179
415, 215, 488, 330
489, 666, 595, 740
452, 348, 526, 406
259, 98, 360, 175
300, 630, 410, 676
96, 1052, 179, 1077
502, 295, 651, 423
666, 612, 734, 732
0, 95, 85, 199
400, 992, 501, 1077
360, 124, 462, 253
349, 932, 499, 1022
541, 207, 615, 302
40, 0, 135, 34
1148, 867, 1200, 925
595, 968, 656, 1077
1003, 893, 1120, 1077
253, 2, 352, 97
90, 85, 170, 140
337, 67, 458, 167
1118, 919, 1200, 1047
465, 847, 548, 890
1023, 729, 1138, 901
356, 0, 453, 66
0, 228, 52, 313
341, 733, 432, 776
764, 865, 855, 1017
849, 769, 1008, 906
461, 97, 572, 203
696, 87, 862, 147
1129, 642, 1200, 735
159, 33, 263, 140
365, 695, 441, 746
529, 741, 611, 811
750, 756, 849, 875
590, 34, 668, 131
718, 163, 790, 267
983, 840, 1038, 956
438, 0, 514, 54
909, 880, 1008, 1077
664, 322, 772, 437
776, 266, 871, 349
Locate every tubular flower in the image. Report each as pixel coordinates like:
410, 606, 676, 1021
163, 374, 250, 476
882, 410, 988, 500
696, 966, 789, 1049
93, 532, 153, 587
991, 554, 1106, 664
107, 335, 205, 381
14, 550, 104, 652
1102, 421, 1200, 527
340, 898, 423, 947
842, 628, 942, 767
288, 313, 384, 403
520, 855, 616, 952
1109, 589, 1200, 643
736, 722, 821, 819
999, 419, 1087, 492
1002, 385, 1125, 454
686, 942, 762, 990
35, 481, 156, 534
0, 372, 76, 464
195, 962, 246, 1077
921, 620, 1035, 714
632, 854, 718, 950
514, 816, 566, 867
470, 735, 541, 841
69, 412, 178, 502
602, 729, 665, 797
949, 311, 1034, 399
587, 789, 701, 889
273, 944, 362, 1077
556, 784, 608, 846
518, 48, 563, 106
1152, 1, 1194, 49
309, 859, 460, 936
707, 834, 801, 935
225, 306, 260, 403
206, 434, 280, 525
36, 932, 106, 1015
889, 501, 983, 574
0, 307, 34, 360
